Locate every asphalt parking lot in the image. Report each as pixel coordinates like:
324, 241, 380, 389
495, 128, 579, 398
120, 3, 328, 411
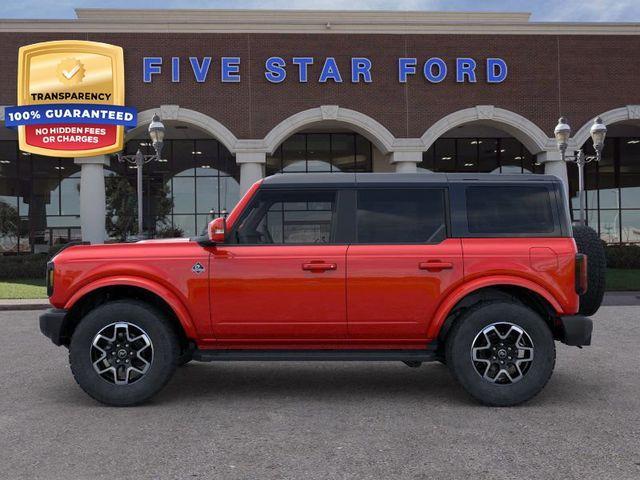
0, 308, 639, 480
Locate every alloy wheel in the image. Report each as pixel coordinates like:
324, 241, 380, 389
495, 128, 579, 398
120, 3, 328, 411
470, 322, 534, 384
90, 322, 154, 385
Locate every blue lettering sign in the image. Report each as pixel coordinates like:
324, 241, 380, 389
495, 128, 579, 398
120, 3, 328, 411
171, 57, 180, 83
319, 57, 342, 83
424, 58, 447, 83
351, 58, 372, 83
456, 58, 477, 83
143, 57, 162, 83
487, 58, 508, 83
221, 57, 240, 83
398, 58, 417, 83
189, 57, 211, 83
265, 56, 287, 83
292, 57, 314, 82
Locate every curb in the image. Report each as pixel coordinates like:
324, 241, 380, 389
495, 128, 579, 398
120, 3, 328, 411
0, 300, 50, 311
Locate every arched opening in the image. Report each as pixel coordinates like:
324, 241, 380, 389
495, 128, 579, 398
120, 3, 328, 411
569, 120, 640, 244
116, 120, 240, 239
418, 123, 543, 175
265, 124, 379, 176
263, 106, 396, 175
0, 126, 82, 253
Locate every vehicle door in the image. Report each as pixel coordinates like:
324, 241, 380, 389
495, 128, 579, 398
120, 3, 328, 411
346, 187, 464, 341
210, 188, 348, 340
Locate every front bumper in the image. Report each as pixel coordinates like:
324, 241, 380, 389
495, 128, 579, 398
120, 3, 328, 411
559, 315, 593, 346
39, 308, 68, 346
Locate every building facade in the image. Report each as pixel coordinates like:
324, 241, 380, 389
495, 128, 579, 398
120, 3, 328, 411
0, 9, 640, 252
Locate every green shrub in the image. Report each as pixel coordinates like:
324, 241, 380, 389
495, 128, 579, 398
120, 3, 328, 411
0, 254, 48, 280
605, 244, 640, 269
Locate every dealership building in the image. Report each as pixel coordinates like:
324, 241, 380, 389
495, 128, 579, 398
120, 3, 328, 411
1, 8, 640, 252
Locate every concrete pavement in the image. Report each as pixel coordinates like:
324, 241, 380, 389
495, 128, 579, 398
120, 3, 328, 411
0, 307, 639, 480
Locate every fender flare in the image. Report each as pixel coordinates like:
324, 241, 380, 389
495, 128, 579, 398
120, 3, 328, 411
64, 276, 198, 338
427, 275, 564, 339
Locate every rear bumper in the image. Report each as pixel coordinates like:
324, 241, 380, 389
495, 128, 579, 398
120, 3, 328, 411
559, 315, 593, 346
39, 308, 68, 346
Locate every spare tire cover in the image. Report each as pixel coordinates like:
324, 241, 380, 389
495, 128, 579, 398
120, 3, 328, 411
572, 224, 606, 316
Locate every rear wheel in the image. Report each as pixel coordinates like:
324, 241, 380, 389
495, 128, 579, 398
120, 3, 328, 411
69, 300, 179, 406
445, 301, 555, 407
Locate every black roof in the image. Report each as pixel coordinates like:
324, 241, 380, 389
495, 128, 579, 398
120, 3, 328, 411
261, 172, 561, 188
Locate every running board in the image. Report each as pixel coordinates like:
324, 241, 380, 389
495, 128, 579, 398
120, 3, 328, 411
192, 348, 439, 362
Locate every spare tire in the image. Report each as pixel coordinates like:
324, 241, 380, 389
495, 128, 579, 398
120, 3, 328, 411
572, 224, 606, 316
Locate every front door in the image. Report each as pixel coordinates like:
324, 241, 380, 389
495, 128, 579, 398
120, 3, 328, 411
346, 187, 464, 341
210, 188, 348, 341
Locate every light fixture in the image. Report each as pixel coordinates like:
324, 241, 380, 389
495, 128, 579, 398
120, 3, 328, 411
0, 160, 10, 164
552, 114, 606, 227
192, 151, 203, 155
147, 113, 165, 157
441, 156, 453, 160
200, 165, 211, 169
470, 140, 483, 145
54, 166, 65, 170
590, 116, 607, 154
627, 140, 640, 144
464, 162, 474, 167
514, 156, 523, 160
554, 117, 571, 155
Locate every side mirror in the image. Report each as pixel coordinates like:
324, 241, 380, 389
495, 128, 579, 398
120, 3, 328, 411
208, 217, 226, 244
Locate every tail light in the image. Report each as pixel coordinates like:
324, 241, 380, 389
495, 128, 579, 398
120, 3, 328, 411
575, 254, 588, 295
46, 261, 55, 297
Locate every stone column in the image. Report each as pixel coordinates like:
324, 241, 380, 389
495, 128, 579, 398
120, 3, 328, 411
74, 155, 109, 244
236, 152, 266, 196
390, 151, 422, 173
537, 151, 570, 212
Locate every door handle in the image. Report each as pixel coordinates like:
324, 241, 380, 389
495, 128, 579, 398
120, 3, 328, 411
302, 262, 337, 272
419, 261, 453, 271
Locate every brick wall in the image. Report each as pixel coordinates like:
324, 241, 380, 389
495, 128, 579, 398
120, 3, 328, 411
0, 32, 638, 140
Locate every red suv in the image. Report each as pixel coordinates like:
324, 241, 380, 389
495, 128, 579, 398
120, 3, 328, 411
39, 173, 598, 407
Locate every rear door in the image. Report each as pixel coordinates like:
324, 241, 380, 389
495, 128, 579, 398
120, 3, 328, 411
346, 187, 464, 341
210, 188, 349, 340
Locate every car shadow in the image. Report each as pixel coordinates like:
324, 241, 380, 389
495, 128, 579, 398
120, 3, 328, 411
154, 361, 476, 406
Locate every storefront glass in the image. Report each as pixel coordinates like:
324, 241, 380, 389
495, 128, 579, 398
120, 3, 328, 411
266, 133, 373, 175
568, 136, 640, 243
420, 137, 540, 173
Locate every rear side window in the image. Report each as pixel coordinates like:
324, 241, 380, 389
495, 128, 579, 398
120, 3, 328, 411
356, 188, 446, 243
466, 186, 555, 234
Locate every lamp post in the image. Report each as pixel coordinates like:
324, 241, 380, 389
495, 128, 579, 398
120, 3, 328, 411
117, 114, 166, 237
554, 116, 607, 226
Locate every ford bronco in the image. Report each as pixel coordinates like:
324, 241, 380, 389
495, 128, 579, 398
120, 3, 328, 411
39, 173, 602, 407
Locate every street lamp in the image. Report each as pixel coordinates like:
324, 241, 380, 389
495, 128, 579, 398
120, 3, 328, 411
117, 113, 166, 237
554, 116, 607, 226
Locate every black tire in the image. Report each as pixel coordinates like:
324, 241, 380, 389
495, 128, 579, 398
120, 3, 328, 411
572, 224, 606, 316
445, 301, 556, 407
69, 300, 179, 406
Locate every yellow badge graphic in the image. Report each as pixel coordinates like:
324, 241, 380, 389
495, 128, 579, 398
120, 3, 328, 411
5, 40, 136, 158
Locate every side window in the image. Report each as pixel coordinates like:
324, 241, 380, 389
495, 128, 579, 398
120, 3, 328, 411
356, 188, 447, 243
234, 190, 336, 244
465, 186, 555, 234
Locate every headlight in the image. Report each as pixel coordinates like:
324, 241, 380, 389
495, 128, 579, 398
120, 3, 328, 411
46, 262, 55, 297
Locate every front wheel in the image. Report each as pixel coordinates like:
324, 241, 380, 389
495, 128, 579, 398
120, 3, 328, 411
69, 300, 179, 406
445, 301, 556, 407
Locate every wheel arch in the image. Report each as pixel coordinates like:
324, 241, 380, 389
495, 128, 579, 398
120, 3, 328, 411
60, 277, 196, 347
431, 279, 562, 342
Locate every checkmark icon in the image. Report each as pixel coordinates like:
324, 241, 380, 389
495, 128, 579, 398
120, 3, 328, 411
62, 64, 80, 79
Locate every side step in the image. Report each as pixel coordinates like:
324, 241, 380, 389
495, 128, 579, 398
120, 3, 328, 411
192, 348, 438, 362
